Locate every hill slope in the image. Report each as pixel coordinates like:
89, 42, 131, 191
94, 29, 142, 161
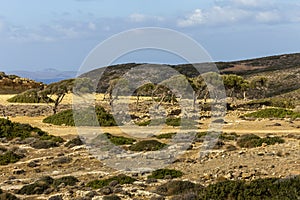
79, 53, 300, 98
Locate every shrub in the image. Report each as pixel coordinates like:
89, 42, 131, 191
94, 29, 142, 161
53, 176, 79, 188
18, 176, 79, 195
198, 176, 300, 199
129, 140, 167, 151
155, 132, 176, 139
237, 134, 284, 148
103, 195, 121, 200
245, 98, 295, 109
0, 118, 45, 140
104, 133, 136, 145
244, 108, 300, 119
7, 89, 53, 103
87, 174, 136, 189
18, 176, 54, 195
65, 136, 84, 148
148, 169, 183, 179
136, 118, 197, 128
219, 132, 239, 141
156, 180, 202, 196
0, 192, 20, 200
0, 151, 23, 165
30, 139, 59, 149
43, 106, 117, 126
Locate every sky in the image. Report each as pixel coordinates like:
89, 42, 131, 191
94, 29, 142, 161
0, 0, 300, 72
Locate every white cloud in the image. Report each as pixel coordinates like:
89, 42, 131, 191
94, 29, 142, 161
88, 22, 96, 30
129, 13, 147, 22
177, 9, 206, 27
255, 11, 281, 23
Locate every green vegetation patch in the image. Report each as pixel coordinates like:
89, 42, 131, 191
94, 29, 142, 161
197, 176, 300, 200
156, 180, 202, 196
219, 132, 239, 141
148, 169, 183, 179
0, 151, 24, 165
129, 140, 167, 151
136, 118, 197, 128
0, 192, 20, 200
18, 176, 79, 195
7, 89, 53, 103
245, 98, 296, 109
43, 106, 117, 126
237, 134, 284, 148
87, 174, 136, 189
104, 133, 136, 145
244, 108, 300, 119
65, 136, 84, 148
154, 132, 177, 139
0, 118, 63, 149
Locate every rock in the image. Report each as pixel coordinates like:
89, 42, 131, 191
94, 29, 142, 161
257, 152, 265, 156
13, 169, 25, 175
109, 180, 119, 187
100, 186, 113, 195
48, 195, 63, 200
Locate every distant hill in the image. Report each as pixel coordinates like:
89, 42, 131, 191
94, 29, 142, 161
9, 68, 77, 84
79, 53, 300, 98
0, 72, 44, 94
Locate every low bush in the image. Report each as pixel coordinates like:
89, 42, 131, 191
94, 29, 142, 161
245, 98, 296, 109
0, 118, 62, 149
102, 195, 121, 200
244, 108, 300, 119
104, 133, 136, 145
18, 176, 79, 195
237, 134, 284, 148
65, 136, 84, 148
53, 176, 79, 188
0, 151, 24, 165
129, 140, 167, 151
7, 89, 53, 103
136, 118, 197, 128
43, 106, 117, 126
18, 176, 54, 195
219, 132, 239, 141
156, 180, 202, 196
197, 176, 300, 199
154, 132, 176, 139
148, 169, 183, 179
30, 139, 59, 149
0, 192, 20, 200
87, 174, 136, 189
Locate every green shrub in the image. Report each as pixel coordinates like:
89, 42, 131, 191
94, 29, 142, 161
219, 132, 239, 141
136, 118, 197, 127
53, 176, 79, 188
129, 140, 167, 151
102, 195, 121, 200
18, 176, 54, 195
7, 89, 53, 103
43, 106, 117, 126
237, 134, 284, 148
87, 174, 136, 189
40, 134, 64, 143
156, 180, 202, 196
148, 169, 183, 179
246, 98, 295, 109
0, 192, 20, 200
65, 136, 84, 148
104, 133, 136, 145
18, 176, 79, 195
0, 151, 24, 165
155, 132, 176, 139
244, 108, 300, 119
30, 139, 59, 149
0, 118, 45, 140
198, 176, 300, 199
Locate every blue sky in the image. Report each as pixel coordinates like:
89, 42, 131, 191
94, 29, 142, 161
0, 0, 300, 71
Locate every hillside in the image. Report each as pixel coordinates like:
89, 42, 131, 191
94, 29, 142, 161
80, 53, 300, 97
0, 72, 44, 94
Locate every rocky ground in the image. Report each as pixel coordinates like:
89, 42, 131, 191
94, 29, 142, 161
0, 95, 299, 200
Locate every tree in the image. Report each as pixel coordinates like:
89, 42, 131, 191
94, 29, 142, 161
250, 76, 268, 99
135, 82, 155, 106
188, 75, 207, 110
222, 74, 249, 101
39, 79, 75, 114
